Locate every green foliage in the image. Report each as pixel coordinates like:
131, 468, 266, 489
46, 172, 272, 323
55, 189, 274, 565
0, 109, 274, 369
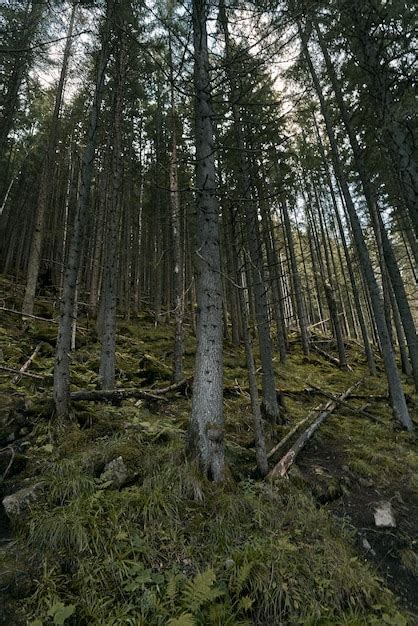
22, 460, 406, 625
29, 601, 75, 626
181, 568, 224, 614
399, 549, 418, 576
1, 296, 415, 625
48, 602, 76, 625
167, 613, 196, 626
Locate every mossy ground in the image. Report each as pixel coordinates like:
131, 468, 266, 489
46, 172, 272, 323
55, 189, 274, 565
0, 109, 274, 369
0, 277, 417, 625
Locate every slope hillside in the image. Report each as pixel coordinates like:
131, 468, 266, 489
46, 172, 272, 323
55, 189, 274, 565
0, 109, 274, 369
0, 278, 417, 625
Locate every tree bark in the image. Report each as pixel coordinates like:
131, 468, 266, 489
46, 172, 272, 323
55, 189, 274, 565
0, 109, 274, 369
54, 0, 115, 418
169, 35, 185, 383
187, 0, 224, 482
314, 19, 418, 391
22, 3, 76, 315
300, 23, 413, 430
282, 202, 310, 355
98, 16, 126, 390
268, 379, 362, 480
218, 0, 280, 422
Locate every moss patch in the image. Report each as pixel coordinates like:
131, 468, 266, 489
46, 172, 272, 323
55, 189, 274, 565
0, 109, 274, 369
0, 277, 417, 624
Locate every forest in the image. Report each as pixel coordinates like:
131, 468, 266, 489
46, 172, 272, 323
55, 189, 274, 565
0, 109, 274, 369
0, 0, 417, 623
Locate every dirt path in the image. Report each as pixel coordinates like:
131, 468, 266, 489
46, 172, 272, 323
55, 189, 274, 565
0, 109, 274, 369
297, 432, 418, 616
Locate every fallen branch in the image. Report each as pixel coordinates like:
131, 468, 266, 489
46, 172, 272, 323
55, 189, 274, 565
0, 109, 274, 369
267, 379, 362, 480
347, 393, 388, 401
306, 382, 384, 424
0, 306, 56, 323
308, 318, 330, 330
70, 388, 165, 403
12, 344, 41, 383
266, 405, 323, 460
280, 387, 321, 397
0, 365, 44, 380
150, 377, 193, 395
1, 448, 15, 483
71, 376, 195, 405
313, 344, 352, 371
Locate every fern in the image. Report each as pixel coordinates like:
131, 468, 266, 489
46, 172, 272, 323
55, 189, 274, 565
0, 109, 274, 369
167, 612, 195, 626
229, 562, 253, 595
166, 572, 183, 608
182, 568, 224, 613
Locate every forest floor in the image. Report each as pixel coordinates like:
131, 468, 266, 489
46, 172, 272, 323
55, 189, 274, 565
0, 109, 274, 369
0, 276, 417, 625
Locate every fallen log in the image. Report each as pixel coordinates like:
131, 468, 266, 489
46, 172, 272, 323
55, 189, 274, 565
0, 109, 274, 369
0, 306, 56, 323
267, 379, 362, 480
150, 377, 193, 395
308, 318, 331, 330
134, 377, 193, 405
305, 382, 384, 424
0, 365, 44, 380
70, 388, 165, 403
347, 393, 388, 401
12, 344, 41, 384
313, 344, 352, 371
266, 405, 323, 460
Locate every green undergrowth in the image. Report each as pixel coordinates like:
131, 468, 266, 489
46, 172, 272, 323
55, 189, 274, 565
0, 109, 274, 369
18, 429, 410, 625
0, 278, 417, 624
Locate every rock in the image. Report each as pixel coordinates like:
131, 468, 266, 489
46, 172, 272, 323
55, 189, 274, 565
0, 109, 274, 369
358, 476, 374, 488
362, 537, 371, 550
374, 501, 396, 528
99, 456, 128, 489
2, 482, 44, 521
362, 537, 376, 555
224, 558, 235, 569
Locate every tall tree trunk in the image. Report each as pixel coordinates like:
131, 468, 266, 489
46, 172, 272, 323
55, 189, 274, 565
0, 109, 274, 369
54, 0, 114, 418
315, 19, 418, 391
22, 3, 76, 314
237, 259, 269, 477
169, 35, 185, 383
300, 24, 413, 430
219, 0, 280, 421
187, 0, 224, 481
98, 11, 126, 390
89, 142, 110, 316
337, 0, 418, 236
282, 202, 310, 355
256, 171, 287, 363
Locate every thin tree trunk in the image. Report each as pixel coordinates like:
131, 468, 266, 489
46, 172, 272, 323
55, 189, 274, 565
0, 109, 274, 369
219, 0, 280, 422
54, 0, 114, 418
282, 202, 310, 355
256, 175, 287, 363
0, 2, 44, 148
314, 19, 418, 390
22, 3, 76, 314
300, 24, 412, 430
99, 19, 126, 390
237, 266, 269, 477
169, 35, 185, 383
